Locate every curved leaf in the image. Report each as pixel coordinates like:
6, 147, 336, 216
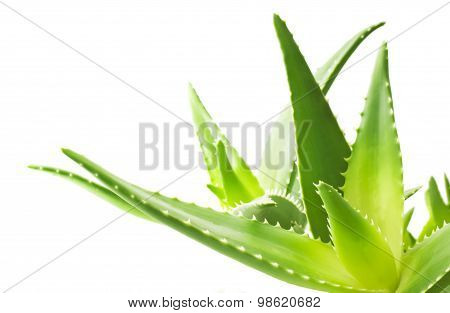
28, 165, 154, 222
274, 14, 351, 242
315, 22, 385, 94
396, 223, 450, 293
189, 84, 263, 206
318, 182, 397, 291
342, 43, 404, 263
234, 193, 307, 234
60, 148, 375, 292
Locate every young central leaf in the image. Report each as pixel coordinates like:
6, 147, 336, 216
189, 85, 263, 207
318, 182, 398, 291
273, 14, 350, 242
342, 43, 404, 263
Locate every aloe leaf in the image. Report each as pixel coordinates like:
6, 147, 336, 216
258, 21, 383, 195
418, 177, 450, 240
216, 140, 258, 206
426, 272, 450, 293
402, 208, 416, 251
342, 43, 404, 262
274, 14, 351, 242
234, 193, 307, 234
285, 161, 300, 196
445, 174, 450, 203
189, 84, 263, 207
315, 22, 385, 94
405, 186, 421, 200
28, 165, 154, 222
60, 148, 376, 292
317, 182, 398, 291
396, 223, 450, 293
257, 108, 297, 192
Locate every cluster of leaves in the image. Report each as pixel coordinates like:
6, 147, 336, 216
30, 15, 449, 292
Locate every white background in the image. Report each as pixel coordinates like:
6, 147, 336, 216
0, 0, 449, 311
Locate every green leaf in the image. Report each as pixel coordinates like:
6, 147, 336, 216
317, 182, 398, 291
402, 208, 416, 251
28, 165, 154, 222
342, 43, 404, 263
426, 272, 450, 293
286, 161, 300, 196
189, 84, 263, 207
396, 223, 450, 293
234, 193, 307, 234
258, 21, 383, 195
418, 177, 450, 240
315, 22, 385, 94
273, 14, 351, 242
445, 174, 450, 203
405, 186, 421, 200
60, 148, 374, 293
257, 108, 297, 192
216, 140, 259, 206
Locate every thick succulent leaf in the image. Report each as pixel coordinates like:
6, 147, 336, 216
28, 165, 154, 222
396, 223, 450, 293
258, 21, 383, 196
405, 186, 421, 200
342, 43, 404, 262
426, 272, 450, 293
418, 177, 450, 240
60, 148, 376, 292
317, 182, 398, 291
402, 208, 416, 251
274, 14, 351, 242
234, 193, 307, 234
189, 84, 263, 206
315, 22, 385, 94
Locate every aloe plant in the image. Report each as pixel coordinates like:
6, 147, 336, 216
30, 15, 449, 292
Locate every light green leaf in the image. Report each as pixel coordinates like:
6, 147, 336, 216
257, 108, 297, 192
234, 193, 307, 234
405, 186, 421, 200
445, 174, 450, 203
216, 140, 259, 206
189, 85, 263, 207
258, 21, 383, 194
402, 208, 416, 251
28, 165, 154, 222
315, 22, 385, 94
317, 182, 398, 291
342, 43, 404, 263
61, 148, 373, 293
418, 177, 450, 240
274, 14, 351, 242
396, 223, 450, 293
